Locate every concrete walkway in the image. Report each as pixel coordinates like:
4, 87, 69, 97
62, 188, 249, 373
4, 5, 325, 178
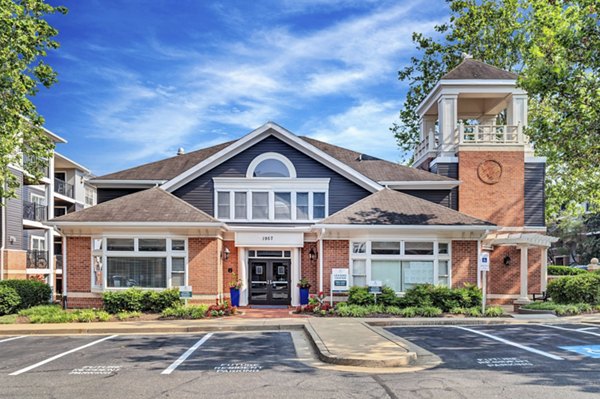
1, 313, 599, 368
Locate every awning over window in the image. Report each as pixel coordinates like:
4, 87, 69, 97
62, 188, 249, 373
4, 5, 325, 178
483, 232, 558, 248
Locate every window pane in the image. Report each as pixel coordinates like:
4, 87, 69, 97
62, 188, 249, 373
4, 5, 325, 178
402, 261, 434, 291
404, 242, 434, 255
438, 243, 449, 255
252, 192, 269, 219
217, 192, 230, 219
296, 192, 309, 220
353, 276, 367, 287
256, 250, 283, 257
172, 258, 185, 272
253, 159, 290, 177
92, 255, 103, 288
371, 241, 400, 255
172, 239, 185, 251
274, 192, 291, 220
106, 257, 166, 288
371, 260, 402, 292
172, 273, 185, 287
353, 259, 366, 275
313, 193, 325, 219
438, 260, 449, 276
352, 242, 366, 254
93, 239, 103, 251
234, 192, 247, 219
284, 251, 291, 257
106, 238, 134, 251
138, 238, 166, 252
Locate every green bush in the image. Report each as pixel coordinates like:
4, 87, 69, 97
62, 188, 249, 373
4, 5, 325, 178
0, 286, 21, 315
484, 306, 505, 317
547, 273, 600, 304
465, 307, 482, 317
401, 283, 481, 311
0, 280, 51, 310
335, 304, 370, 317
0, 314, 17, 324
103, 288, 182, 314
19, 305, 75, 323
347, 286, 375, 306
116, 311, 141, 321
377, 286, 399, 306
161, 304, 208, 319
384, 306, 403, 315
417, 306, 443, 317
450, 306, 467, 315
548, 265, 588, 276
400, 306, 419, 317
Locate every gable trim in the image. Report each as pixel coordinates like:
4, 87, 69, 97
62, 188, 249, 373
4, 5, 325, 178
160, 122, 383, 193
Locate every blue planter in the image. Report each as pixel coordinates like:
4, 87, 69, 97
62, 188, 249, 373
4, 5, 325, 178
229, 287, 240, 307
299, 287, 310, 305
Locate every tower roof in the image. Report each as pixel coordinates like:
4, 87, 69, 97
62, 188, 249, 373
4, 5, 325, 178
442, 59, 518, 80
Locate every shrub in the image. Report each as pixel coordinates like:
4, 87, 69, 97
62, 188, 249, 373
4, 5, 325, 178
401, 283, 481, 311
0, 286, 21, 315
72, 309, 98, 323
417, 306, 442, 317
161, 304, 208, 319
335, 304, 370, 317
0, 314, 17, 324
19, 305, 75, 323
0, 279, 51, 309
555, 304, 582, 316
485, 306, 505, 317
116, 311, 141, 321
378, 286, 399, 306
399, 306, 419, 317
450, 306, 467, 315
384, 306, 403, 316
548, 265, 588, 276
103, 288, 182, 314
465, 307, 482, 317
347, 286, 374, 306
547, 273, 600, 304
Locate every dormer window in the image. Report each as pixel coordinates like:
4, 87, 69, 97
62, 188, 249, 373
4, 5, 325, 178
247, 153, 296, 178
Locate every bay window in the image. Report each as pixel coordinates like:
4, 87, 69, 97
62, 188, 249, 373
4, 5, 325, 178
350, 240, 451, 292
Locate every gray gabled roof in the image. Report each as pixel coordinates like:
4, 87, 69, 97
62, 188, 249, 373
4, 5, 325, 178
320, 188, 494, 226
49, 187, 219, 223
442, 59, 517, 80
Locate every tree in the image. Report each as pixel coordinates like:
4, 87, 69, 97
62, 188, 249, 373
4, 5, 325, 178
0, 0, 67, 199
393, 0, 600, 223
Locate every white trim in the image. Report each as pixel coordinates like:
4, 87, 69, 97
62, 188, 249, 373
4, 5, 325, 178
524, 156, 547, 163
429, 157, 459, 168
47, 221, 225, 228
246, 152, 297, 178
30, 235, 46, 251
378, 180, 460, 190
54, 152, 91, 174
313, 224, 496, 231
213, 177, 329, 190
161, 122, 383, 193
90, 179, 167, 188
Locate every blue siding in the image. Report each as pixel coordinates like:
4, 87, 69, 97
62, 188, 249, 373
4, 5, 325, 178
173, 135, 371, 216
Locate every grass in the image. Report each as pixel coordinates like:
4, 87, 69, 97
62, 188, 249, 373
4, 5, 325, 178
116, 311, 141, 321
18, 305, 112, 323
521, 301, 595, 316
0, 314, 17, 324
161, 304, 209, 319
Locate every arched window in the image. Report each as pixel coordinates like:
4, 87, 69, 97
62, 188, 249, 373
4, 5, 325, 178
247, 153, 296, 178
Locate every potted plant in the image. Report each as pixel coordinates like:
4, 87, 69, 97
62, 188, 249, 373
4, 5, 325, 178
229, 273, 242, 307
297, 277, 311, 305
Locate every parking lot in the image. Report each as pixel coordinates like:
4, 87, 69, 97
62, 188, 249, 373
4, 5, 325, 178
387, 323, 600, 372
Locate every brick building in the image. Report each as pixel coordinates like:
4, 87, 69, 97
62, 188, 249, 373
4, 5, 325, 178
48, 59, 556, 308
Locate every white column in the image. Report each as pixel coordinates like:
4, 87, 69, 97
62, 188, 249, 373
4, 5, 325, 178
506, 94, 528, 126
437, 94, 458, 156
46, 154, 55, 297
517, 245, 530, 303
239, 248, 248, 306
541, 247, 548, 292
291, 248, 300, 306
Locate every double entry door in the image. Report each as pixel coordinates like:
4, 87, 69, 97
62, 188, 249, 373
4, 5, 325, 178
248, 259, 291, 305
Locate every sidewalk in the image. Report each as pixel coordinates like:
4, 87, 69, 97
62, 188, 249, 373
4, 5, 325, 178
1, 313, 599, 368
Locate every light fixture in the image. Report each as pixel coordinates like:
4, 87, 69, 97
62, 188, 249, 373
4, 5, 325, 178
223, 247, 230, 261
309, 247, 318, 262
503, 255, 511, 266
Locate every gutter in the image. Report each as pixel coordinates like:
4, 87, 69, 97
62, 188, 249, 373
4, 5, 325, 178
0, 193, 5, 281
311, 224, 497, 231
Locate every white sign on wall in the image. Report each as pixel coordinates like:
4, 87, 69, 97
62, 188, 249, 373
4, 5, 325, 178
479, 252, 490, 272
235, 232, 304, 247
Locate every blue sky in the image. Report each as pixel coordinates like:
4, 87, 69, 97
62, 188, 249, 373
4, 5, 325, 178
36, 0, 449, 176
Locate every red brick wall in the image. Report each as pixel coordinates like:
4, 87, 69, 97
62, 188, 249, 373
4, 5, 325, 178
2, 250, 27, 279
301, 242, 319, 294
222, 240, 238, 297
451, 240, 478, 288
488, 246, 520, 295
321, 240, 349, 294
66, 237, 91, 292
188, 237, 221, 296
67, 296, 103, 308
458, 151, 525, 226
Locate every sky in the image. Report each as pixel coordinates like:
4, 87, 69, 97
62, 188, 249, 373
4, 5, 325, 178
35, 0, 449, 176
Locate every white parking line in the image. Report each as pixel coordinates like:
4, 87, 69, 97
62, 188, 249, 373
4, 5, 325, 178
9, 335, 118, 376
577, 327, 598, 332
0, 336, 25, 344
541, 324, 600, 338
453, 326, 564, 360
161, 333, 213, 375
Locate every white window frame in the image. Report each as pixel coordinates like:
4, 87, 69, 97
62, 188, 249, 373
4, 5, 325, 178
30, 193, 46, 206
91, 236, 188, 291
31, 235, 46, 251
246, 152, 297, 178
54, 206, 68, 217
349, 239, 452, 293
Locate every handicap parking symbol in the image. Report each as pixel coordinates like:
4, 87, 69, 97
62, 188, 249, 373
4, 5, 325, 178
559, 345, 600, 359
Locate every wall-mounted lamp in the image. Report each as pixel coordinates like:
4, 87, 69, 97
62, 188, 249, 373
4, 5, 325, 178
9, 236, 16, 245
222, 247, 230, 261
309, 247, 318, 262
503, 255, 512, 266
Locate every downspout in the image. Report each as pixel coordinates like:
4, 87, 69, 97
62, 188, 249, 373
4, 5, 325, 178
0, 195, 5, 281
61, 232, 67, 309
319, 228, 325, 293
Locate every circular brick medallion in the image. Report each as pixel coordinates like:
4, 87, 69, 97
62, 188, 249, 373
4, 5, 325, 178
477, 160, 503, 184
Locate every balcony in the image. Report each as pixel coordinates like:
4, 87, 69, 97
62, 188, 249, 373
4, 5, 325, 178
54, 178, 74, 199
23, 200, 47, 222
27, 250, 49, 269
457, 123, 524, 145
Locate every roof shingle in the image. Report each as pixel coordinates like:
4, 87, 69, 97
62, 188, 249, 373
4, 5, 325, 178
442, 59, 517, 80
50, 187, 219, 223
320, 188, 493, 226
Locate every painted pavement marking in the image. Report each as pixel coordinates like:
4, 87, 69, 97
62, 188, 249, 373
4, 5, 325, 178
70, 365, 122, 375
453, 326, 564, 360
559, 345, 600, 359
541, 324, 600, 338
577, 327, 599, 332
161, 333, 213, 375
9, 335, 118, 376
0, 336, 25, 344
214, 363, 263, 373
476, 357, 533, 368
